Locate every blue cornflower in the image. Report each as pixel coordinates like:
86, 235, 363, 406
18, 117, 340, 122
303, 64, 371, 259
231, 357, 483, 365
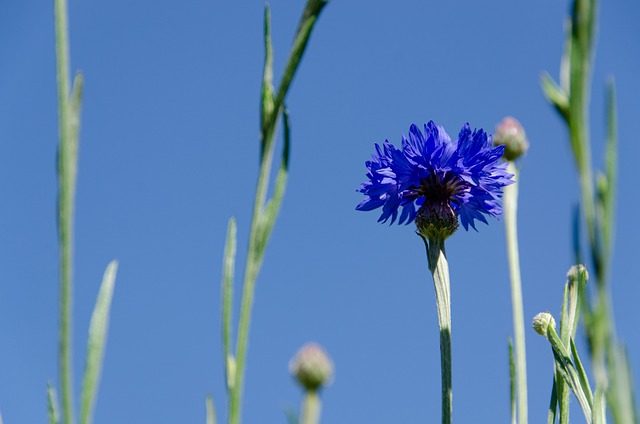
356, 120, 513, 237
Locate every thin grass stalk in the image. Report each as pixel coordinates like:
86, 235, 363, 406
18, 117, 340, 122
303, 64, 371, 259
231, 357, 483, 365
54, 0, 75, 422
227, 2, 327, 423
503, 162, 528, 424
543, 1, 638, 421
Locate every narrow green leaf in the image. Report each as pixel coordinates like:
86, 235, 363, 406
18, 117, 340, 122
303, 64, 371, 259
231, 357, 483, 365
557, 283, 571, 424
540, 72, 570, 123
570, 338, 594, 407
559, 283, 570, 345
547, 327, 592, 423
565, 269, 584, 344
555, 365, 569, 424
608, 345, 639, 424
47, 382, 60, 424
206, 395, 217, 424
79, 261, 118, 424
547, 377, 558, 424
273, 0, 328, 121
260, 3, 275, 156
592, 385, 606, 424
262, 107, 291, 246
68, 72, 84, 162
281, 106, 291, 171
226, 355, 236, 393
602, 78, 617, 254
551, 348, 592, 423
571, 204, 582, 266
559, 18, 572, 93
221, 217, 236, 392
620, 347, 640, 424
508, 339, 516, 424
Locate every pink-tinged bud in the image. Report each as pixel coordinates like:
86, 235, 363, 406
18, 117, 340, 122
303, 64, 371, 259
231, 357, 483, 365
493, 117, 529, 161
289, 343, 334, 391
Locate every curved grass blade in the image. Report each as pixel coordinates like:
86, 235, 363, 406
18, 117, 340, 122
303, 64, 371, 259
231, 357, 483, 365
79, 261, 118, 424
602, 79, 616, 254
206, 395, 217, 424
261, 107, 291, 250
547, 377, 558, 424
541, 72, 569, 122
570, 338, 594, 407
47, 382, 60, 424
593, 385, 606, 424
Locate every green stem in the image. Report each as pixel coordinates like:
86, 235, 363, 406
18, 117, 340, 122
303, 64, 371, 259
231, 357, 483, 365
54, 0, 74, 423
227, 3, 327, 423
300, 390, 321, 424
228, 154, 271, 424
425, 238, 452, 424
546, 326, 593, 423
503, 162, 528, 424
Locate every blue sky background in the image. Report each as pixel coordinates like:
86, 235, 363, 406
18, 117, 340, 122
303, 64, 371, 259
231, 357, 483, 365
1, 1, 639, 423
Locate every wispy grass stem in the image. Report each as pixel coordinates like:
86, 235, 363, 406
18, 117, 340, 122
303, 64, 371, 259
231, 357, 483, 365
503, 162, 528, 424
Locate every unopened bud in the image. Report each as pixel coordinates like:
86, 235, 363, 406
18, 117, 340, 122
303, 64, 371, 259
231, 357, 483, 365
567, 264, 589, 284
493, 117, 529, 161
289, 343, 334, 391
415, 201, 459, 240
532, 312, 556, 336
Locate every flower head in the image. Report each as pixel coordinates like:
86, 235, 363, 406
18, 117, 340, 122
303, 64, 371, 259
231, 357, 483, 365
532, 312, 556, 336
567, 264, 589, 284
356, 121, 513, 234
289, 342, 334, 391
493, 116, 529, 161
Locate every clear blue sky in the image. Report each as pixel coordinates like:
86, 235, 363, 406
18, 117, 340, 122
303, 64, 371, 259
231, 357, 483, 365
1, 1, 639, 423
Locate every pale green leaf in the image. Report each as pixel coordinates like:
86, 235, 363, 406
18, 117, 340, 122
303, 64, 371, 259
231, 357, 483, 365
47, 382, 60, 424
221, 217, 237, 391
79, 261, 118, 424
206, 395, 217, 424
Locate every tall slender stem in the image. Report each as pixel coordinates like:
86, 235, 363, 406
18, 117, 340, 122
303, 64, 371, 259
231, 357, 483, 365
425, 238, 452, 424
229, 143, 273, 424
226, 3, 327, 422
300, 391, 321, 424
503, 162, 528, 424
54, 0, 75, 423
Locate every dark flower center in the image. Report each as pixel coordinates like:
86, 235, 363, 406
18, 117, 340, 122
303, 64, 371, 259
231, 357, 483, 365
416, 172, 466, 205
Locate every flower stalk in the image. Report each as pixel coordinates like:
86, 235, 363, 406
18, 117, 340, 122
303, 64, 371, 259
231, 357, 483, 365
289, 343, 333, 424
502, 161, 528, 424
300, 391, 321, 424
54, 0, 77, 421
424, 237, 452, 424
357, 120, 513, 424
54, 3, 118, 424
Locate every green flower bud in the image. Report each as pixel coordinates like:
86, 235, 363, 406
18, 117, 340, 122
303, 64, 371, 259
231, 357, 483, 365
567, 264, 589, 284
415, 201, 459, 241
532, 312, 556, 336
289, 343, 334, 391
493, 117, 529, 161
